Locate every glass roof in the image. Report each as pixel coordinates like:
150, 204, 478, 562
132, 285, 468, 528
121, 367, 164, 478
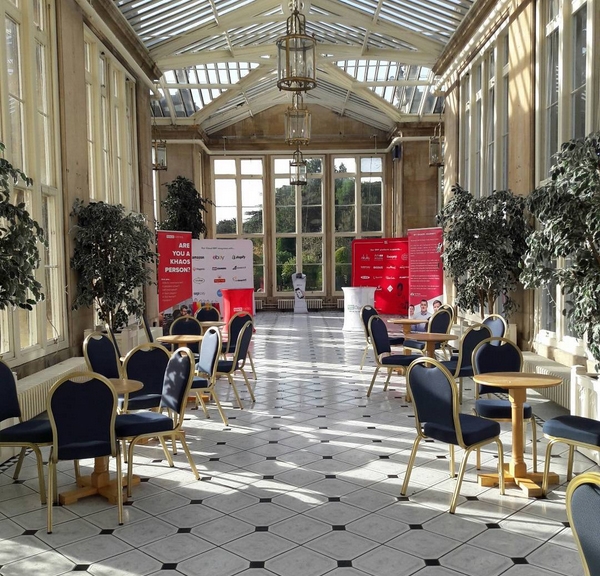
116, 0, 473, 133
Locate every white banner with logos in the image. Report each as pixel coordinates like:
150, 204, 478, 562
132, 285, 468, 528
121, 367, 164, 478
191, 239, 254, 307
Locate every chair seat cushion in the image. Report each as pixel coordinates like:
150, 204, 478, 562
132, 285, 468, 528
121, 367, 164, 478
381, 354, 421, 366
115, 412, 174, 438
389, 336, 405, 346
0, 418, 52, 444
192, 376, 210, 389
475, 399, 532, 420
425, 413, 500, 447
57, 441, 113, 461
543, 415, 600, 446
217, 360, 241, 373
118, 394, 162, 411
403, 339, 425, 351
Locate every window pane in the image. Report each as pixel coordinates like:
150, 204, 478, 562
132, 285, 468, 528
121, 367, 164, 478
214, 158, 236, 174
240, 158, 262, 175
241, 179, 263, 234
252, 238, 264, 292
335, 177, 355, 232
276, 237, 296, 291
571, 5, 587, 139
334, 157, 356, 172
301, 180, 322, 233
545, 29, 559, 173
361, 157, 382, 172
334, 237, 353, 290
215, 178, 238, 233
303, 237, 323, 291
275, 180, 295, 233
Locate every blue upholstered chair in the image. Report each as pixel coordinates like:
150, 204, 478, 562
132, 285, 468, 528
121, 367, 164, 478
170, 316, 203, 355
403, 307, 453, 354
116, 347, 199, 496
542, 413, 600, 495
0, 359, 52, 504
195, 304, 221, 322
472, 337, 537, 471
223, 311, 256, 379
83, 331, 122, 379
359, 305, 404, 371
216, 320, 255, 409
366, 315, 421, 398
401, 357, 505, 513
46, 372, 122, 532
566, 472, 600, 576
191, 327, 226, 423
439, 323, 492, 403
482, 314, 508, 339
122, 343, 171, 411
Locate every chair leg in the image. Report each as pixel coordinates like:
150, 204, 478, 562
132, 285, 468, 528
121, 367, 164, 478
450, 448, 471, 513
542, 440, 556, 496
458, 377, 463, 404
12, 447, 27, 481
177, 432, 200, 480
196, 392, 210, 418
359, 344, 369, 370
240, 368, 255, 402
47, 456, 55, 533
401, 436, 422, 496
496, 439, 505, 495
115, 449, 123, 525
228, 374, 244, 409
449, 444, 455, 477
247, 351, 257, 379
211, 391, 229, 426
27, 445, 47, 505
383, 368, 392, 392
366, 367, 380, 397
530, 416, 538, 474
567, 445, 575, 481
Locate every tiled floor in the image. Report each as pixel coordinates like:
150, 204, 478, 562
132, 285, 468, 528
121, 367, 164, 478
0, 311, 597, 576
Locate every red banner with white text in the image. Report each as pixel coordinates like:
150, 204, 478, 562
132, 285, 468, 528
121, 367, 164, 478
157, 231, 193, 313
408, 227, 443, 312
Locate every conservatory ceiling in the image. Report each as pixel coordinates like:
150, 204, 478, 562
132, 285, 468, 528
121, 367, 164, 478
115, 0, 474, 135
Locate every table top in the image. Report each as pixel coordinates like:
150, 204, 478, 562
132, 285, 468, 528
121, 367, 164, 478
109, 378, 143, 395
403, 332, 456, 342
388, 318, 428, 326
472, 372, 562, 390
196, 320, 226, 328
156, 334, 204, 345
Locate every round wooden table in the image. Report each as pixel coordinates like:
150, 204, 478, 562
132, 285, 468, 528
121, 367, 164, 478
156, 334, 204, 349
59, 377, 144, 506
473, 371, 562, 497
196, 320, 226, 335
402, 332, 456, 357
388, 318, 428, 335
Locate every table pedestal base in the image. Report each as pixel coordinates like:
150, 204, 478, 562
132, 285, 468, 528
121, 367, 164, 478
59, 457, 140, 505
478, 464, 559, 497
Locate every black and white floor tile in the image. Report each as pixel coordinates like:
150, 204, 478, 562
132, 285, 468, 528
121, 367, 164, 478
0, 311, 595, 576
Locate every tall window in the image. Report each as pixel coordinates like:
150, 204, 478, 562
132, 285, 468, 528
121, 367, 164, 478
84, 31, 138, 210
214, 157, 265, 292
274, 156, 324, 293
0, 0, 65, 362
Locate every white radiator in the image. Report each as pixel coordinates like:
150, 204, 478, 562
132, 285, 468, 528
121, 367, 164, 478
337, 299, 345, 309
522, 352, 571, 409
570, 366, 600, 464
306, 299, 323, 310
254, 299, 264, 311
278, 299, 294, 310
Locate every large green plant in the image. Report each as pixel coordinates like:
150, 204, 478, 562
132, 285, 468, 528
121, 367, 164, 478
71, 200, 157, 330
159, 176, 212, 239
437, 184, 530, 319
521, 132, 600, 365
0, 142, 46, 310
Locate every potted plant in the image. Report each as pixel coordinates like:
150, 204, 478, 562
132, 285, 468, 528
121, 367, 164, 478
521, 132, 600, 367
159, 176, 212, 239
0, 142, 46, 310
437, 184, 530, 319
70, 199, 157, 330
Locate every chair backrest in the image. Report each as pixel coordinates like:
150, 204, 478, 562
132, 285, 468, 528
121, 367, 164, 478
428, 308, 452, 334
230, 320, 253, 366
439, 304, 455, 323
123, 343, 171, 398
196, 327, 222, 380
141, 312, 154, 343
170, 316, 203, 353
0, 359, 21, 422
482, 314, 508, 339
406, 357, 462, 441
106, 324, 123, 359
472, 337, 523, 395
225, 311, 253, 353
454, 323, 492, 371
195, 305, 221, 322
83, 331, 122, 379
47, 372, 117, 462
368, 315, 391, 358
360, 305, 379, 340
566, 472, 600, 576
160, 347, 195, 426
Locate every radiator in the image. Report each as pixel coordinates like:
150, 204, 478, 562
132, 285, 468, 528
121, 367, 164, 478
254, 299, 264, 311
337, 299, 345, 309
306, 299, 323, 310
278, 299, 294, 310
522, 352, 571, 409
570, 366, 600, 464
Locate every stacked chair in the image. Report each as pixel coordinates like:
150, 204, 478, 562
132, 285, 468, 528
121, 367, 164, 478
359, 305, 404, 370
83, 331, 122, 378
223, 311, 256, 379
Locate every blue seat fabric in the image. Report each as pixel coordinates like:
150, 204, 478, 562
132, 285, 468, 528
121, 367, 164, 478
425, 413, 500, 446
570, 482, 600, 574
381, 354, 420, 366
543, 415, 600, 446
115, 412, 174, 437
475, 399, 532, 420
0, 418, 52, 444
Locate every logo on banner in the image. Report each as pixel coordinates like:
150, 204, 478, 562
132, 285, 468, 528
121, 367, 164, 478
193, 278, 205, 284
213, 255, 224, 260
233, 265, 246, 270
232, 255, 246, 260
212, 266, 226, 271
214, 277, 226, 283
233, 277, 247, 282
